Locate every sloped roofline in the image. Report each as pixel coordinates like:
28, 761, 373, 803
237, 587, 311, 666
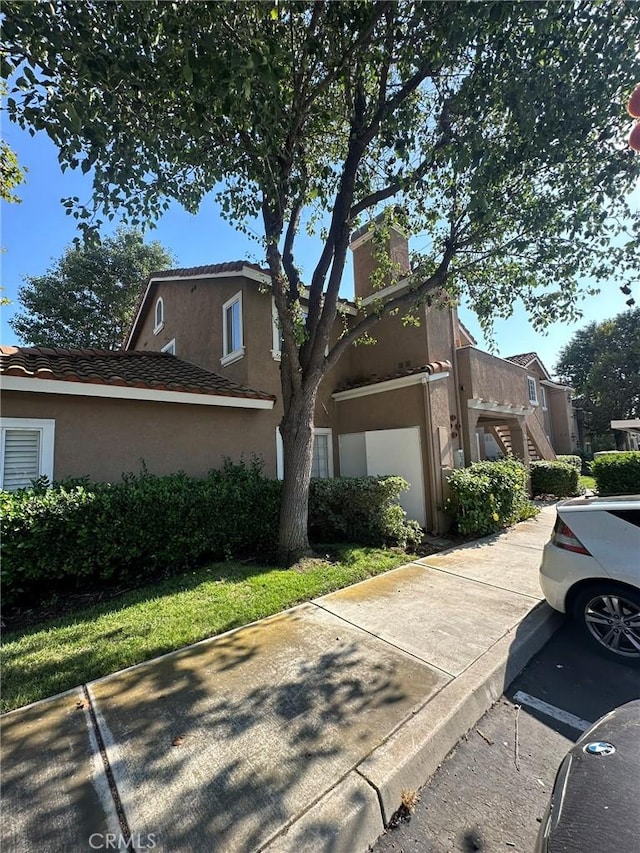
125, 262, 270, 349
125, 262, 357, 350
0, 345, 275, 408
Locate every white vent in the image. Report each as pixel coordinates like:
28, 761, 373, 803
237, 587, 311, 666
3, 429, 41, 490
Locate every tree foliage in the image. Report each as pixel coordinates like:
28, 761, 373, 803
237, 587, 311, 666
3, 0, 639, 555
0, 139, 25, 204
0, 82, 26, 204
556, 309, 640, 447
10, 227, 174, 349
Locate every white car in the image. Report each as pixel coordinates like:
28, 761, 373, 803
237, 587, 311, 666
539, 495, 640, 664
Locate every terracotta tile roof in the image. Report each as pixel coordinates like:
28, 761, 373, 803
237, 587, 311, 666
0, 346, 275, 402
504, 352, 537, 368
148, 261, 270, 280
505, 351, 554, 380
336, 360, 452, 392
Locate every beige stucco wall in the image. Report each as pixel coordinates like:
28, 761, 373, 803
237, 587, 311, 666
547, 387, 576, 454
345, 309, 427, 383
524, 361, 552, 442
2, 391, 277, 482
351, 230, 411, 301
131, 275, 354, 440
457, 347, 530, 408
457, 347, 530, 464
336, 384, 425, 438
334, 380, 456, 532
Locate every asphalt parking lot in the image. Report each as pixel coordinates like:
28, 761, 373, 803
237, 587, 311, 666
372, 619, 640, 853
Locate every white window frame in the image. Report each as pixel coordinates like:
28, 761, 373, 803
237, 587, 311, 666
271, 298, 282, 361
0, 418, 55, 489
221, 291, 245, 366
153, 297, 164, 334
311, 427, 334, 479
527, 376, 538, 406
161, 338, 176, 355
274, 426, 334, 480
275, 427, 284, 479
272, 300, 328, 360
541, 385, 548, 410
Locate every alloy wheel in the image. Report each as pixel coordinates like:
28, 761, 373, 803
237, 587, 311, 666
584, 594, 640, 658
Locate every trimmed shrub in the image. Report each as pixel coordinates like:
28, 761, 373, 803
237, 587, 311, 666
556, 455, 582, 472
0, 460, 281, 608
530, 460, 580, 498
591, 451, 640, 495
0, 467, 420, 607
309, 476, 423, 550
444, 458, 538, 537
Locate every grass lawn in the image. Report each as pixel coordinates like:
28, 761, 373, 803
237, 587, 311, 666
0, 546, 413, 713
579, 475, 596, 491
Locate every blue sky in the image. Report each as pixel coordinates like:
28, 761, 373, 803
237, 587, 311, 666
2, 119, 638, 377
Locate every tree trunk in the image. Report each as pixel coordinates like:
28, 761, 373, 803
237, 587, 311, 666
277, 386, 318, 564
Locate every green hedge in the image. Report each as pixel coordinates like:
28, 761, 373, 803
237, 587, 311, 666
444, 458, 538, 537
591, 451, 640, 495
556, 455, 582, 472
530, 460, 580, 498
0, 465, 421, 607
309, 476, 422, 550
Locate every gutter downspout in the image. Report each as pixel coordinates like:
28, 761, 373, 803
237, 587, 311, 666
421, 376, 440, 534
450, 306, 464, 462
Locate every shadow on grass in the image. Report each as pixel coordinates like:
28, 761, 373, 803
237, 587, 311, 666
1, 545, 409, 713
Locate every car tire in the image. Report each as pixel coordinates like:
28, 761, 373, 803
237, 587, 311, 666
572, 585, 640, 666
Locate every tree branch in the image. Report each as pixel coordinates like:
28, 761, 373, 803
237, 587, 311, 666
299, 1, 393, 114
282, 193, 304, 303
324, 238, 457, 373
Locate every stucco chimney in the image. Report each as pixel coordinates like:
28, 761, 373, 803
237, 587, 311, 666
349, 215, 411, 302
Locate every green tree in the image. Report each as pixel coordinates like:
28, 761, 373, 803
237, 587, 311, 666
0, 139, 25, 204
556, 309, 640, 451
0, 81, 26, 205
10, 227, 174, 349
1, 81, 26, 305
3, 1, 639, 559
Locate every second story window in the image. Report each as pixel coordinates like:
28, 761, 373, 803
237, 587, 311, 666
541, 386, 548, 410
527, 376, 538, 405
154, 297, 164, 334
161, 339, 176, 355
222, 291, 244, 365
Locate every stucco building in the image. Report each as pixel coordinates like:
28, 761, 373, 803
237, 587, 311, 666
1, 225, 578, 532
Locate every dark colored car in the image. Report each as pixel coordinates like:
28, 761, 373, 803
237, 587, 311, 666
535, 699, 640, 852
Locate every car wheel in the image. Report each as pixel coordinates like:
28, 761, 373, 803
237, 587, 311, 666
572, 585, 640, 665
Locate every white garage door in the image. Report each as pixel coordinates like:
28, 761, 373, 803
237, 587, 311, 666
338, 426, 426, 527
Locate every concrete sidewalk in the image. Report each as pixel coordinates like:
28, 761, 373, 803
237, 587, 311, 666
1, 506, 561, 853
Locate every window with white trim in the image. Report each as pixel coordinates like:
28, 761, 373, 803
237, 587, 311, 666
274, 427, 334, 479
311, 428, 334, 478
272, 302, 328, 359
154, 297, 164, 334
221, 291, 244, 365
161, 338, 176, 355
541, 385, 547, 410
527, 376, 538, 405
0, 418, 55, 491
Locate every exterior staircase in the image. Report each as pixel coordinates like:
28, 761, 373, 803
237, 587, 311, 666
490, 422, 553, 463
492, 425, 513, 456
